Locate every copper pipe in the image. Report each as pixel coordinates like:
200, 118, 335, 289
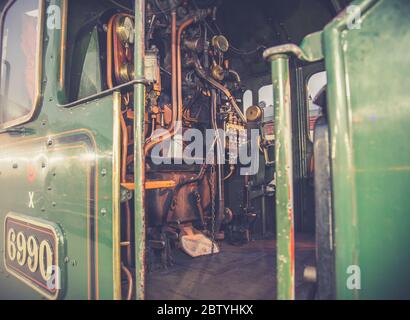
120, 103, 131, 266
144, 10, 178, 154
107, 15, 116, 89
107, 14, 134, 87
121, 263, 134, 300
170, 11, 178, 128
120, 110, 129, 181
121, 95, 132, 268
144, 15, 195, 156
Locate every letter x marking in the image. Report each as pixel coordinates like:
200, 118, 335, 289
29, 192, 35, 209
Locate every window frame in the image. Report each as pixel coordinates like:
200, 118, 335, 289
306, 70, 327, 141
0, 0, 44, 129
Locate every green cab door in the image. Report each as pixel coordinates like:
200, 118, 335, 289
0, 0, 121, 300
323, 0, 410, 299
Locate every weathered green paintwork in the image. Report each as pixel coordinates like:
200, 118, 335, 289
267, 0, 410, 300
264, 31, 324, 301
323, 0, 410, 299
269, 56, 295, 300
0, 0, 119, 299
263, 31, 324, 63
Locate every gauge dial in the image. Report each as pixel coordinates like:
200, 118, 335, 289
117, 16, 135, 44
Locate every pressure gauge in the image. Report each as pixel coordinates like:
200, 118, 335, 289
212, 35, 229, 53
117, 16, 135, 44
246, 105, 263, 122
119, 63, 134, 82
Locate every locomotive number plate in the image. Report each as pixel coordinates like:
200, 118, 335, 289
3, 213, 63, 299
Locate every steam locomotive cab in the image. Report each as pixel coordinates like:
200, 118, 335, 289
0, 0, 354, 300
100, 0, 328, 299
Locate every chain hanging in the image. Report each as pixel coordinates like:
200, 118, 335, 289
210, 164, 216, 254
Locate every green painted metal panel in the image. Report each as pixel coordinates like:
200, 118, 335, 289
323, 0, 410, 299
0, 0, 118, 299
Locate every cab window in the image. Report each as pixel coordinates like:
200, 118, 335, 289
307, 71, 327, 141
0, 0, 40, 127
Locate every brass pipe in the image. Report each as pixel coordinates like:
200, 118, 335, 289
107, 15, 116, 89
59, 0, 68, 90
112, 92, 122, 300
145, 180, 176, 189
121, 180, 177, 190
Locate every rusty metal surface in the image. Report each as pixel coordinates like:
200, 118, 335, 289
146, 172, 211, 226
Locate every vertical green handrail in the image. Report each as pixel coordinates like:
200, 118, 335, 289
270, 55, 295, 300
264, 32, 323, 300
134, 0, 146, 300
